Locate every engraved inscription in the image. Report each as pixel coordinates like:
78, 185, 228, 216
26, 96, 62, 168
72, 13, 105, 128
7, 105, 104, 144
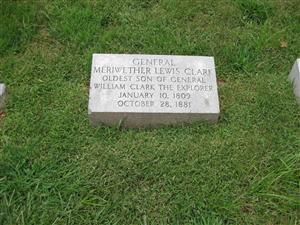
91, 56, 216, 112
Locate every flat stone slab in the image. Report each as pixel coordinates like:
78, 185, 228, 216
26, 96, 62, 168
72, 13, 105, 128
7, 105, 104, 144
88, 54, 220, 128
0, 83, 6, 110
289, 59, 300, 104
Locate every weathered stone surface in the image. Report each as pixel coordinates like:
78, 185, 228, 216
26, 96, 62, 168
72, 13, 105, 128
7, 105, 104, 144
88, 54, 220, 128
289, 59, 300, 104
0, 83, 6, 110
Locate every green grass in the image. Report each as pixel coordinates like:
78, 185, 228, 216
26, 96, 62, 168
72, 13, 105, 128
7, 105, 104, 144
0, 0, 300, 224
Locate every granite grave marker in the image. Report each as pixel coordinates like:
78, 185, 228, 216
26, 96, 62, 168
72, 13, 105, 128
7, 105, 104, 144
88, 54, 220, 128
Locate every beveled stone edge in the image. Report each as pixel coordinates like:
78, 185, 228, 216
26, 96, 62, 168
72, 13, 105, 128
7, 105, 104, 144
88, 111, 220, 128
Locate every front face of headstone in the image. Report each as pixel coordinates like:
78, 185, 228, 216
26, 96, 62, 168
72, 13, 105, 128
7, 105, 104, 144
88, 54, 220, 128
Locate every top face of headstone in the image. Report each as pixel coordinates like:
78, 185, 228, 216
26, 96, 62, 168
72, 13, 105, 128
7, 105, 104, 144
89, 54, 219, 117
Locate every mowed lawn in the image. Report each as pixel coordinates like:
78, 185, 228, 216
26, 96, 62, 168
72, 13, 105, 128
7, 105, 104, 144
0, 0, 299, 224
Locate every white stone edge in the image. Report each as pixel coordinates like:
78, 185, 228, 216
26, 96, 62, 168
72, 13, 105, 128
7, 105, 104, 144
88, 55, 95, 115
288, 59, 300, 104
92, 53, 215, 60
211, 57, 220, 115
0, 83, 5, 95
0, 83, 6, 109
